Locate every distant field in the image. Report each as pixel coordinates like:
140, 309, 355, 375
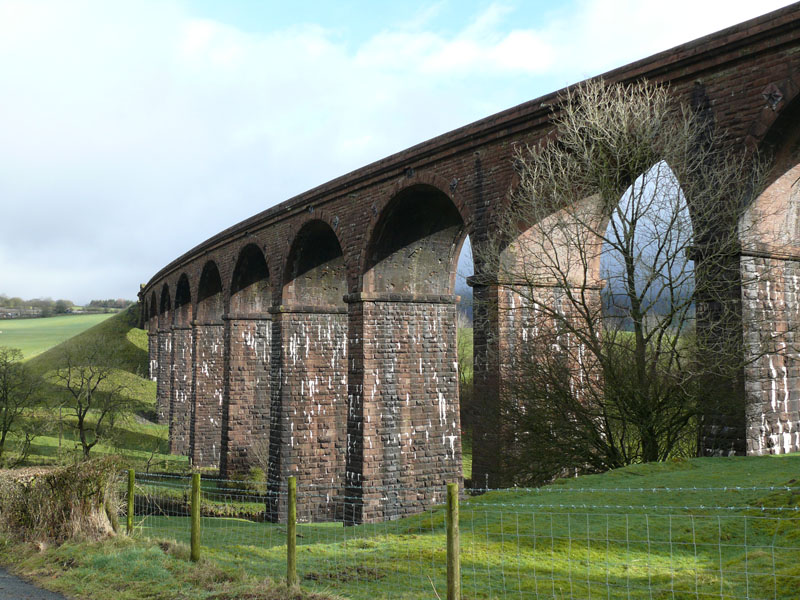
0, 314, 114, 359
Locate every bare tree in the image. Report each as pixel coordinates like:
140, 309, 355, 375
53, 338, 143, 458
478, 79, 772, 485
0, 347, 41, 462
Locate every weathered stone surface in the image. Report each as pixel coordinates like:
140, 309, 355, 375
268, 309, 347, 521
190, 322, 225, 467
170, 326, 193, 455
155, 328, 172, 425
347, 297, 461, 523
221, 316, 271, 475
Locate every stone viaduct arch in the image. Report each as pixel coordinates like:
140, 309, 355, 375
220, 243, 272, 476
267, 218, 349, 519
170, 273, 193, 455
156, 284, 172, 426
140, 4, 800, 521
146, 292, 158, 382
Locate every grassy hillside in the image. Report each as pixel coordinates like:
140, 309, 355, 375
27, 305, 149, 377
6, 306, 185, 470
0, 313, 114, 359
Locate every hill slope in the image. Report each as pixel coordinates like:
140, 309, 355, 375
27, 305, 149, 377
11, 305, 183, 469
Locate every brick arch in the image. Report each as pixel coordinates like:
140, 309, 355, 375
362, 177, 471, 296
148, 292, 158, 323
229, 243, 272, 314
174, 273, 193, 326
158, 283, 171, 328
195, 260, 224, 323
359, 172, 472, 282
282, 216, 347, 307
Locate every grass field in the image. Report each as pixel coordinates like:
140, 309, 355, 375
127, 454, 800, 599
1, 453, 797, 600
0, 313, 114, 359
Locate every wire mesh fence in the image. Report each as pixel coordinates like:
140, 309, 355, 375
126, 472, 800, 599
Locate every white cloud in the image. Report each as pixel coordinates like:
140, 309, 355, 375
542, 0, 794, 80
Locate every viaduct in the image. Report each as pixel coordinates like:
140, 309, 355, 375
140, 4, 800, 522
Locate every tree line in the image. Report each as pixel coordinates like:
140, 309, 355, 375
0, 295, 134, 317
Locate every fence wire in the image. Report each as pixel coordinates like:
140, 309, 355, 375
126, 474, 800, 599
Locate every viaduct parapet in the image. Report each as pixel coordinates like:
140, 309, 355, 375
141, 4, 800, 522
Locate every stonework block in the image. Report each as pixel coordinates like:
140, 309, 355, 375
170, 327, 193, 455
156, 329, 173, 425
268, 310, 348, 521
347, 299, 462, 523
191, 323, 225, 467
222, 317, 272, 475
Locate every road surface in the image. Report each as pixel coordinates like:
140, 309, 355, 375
0, 567, 68, 599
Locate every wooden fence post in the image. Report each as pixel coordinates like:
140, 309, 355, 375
287, 476, 298, 587
190, 473, 201, 562
126, 469, 135, 535
447, 482, 461, 600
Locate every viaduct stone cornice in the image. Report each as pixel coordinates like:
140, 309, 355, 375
143, 2, 800, 294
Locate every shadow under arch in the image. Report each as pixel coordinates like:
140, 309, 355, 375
169, 273, 193, 457
174, 274, 192, 326
364, 183, 466, 296
158, 283, 171, 327
230, 243, 272, 313
196, 261, 224, 323
221, 243, 273, 477
147, 292, 158, 328
283, 219, 346, 307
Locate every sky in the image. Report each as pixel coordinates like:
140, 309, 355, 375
0, 0, 794, 305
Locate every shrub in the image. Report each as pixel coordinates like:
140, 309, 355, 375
0, 457, 122, 544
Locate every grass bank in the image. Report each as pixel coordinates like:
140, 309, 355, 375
0, 537, 338, 600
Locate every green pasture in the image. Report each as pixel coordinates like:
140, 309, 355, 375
26, 306, 149, 377
130, 454, 800, 599
0, 313, 114, 359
